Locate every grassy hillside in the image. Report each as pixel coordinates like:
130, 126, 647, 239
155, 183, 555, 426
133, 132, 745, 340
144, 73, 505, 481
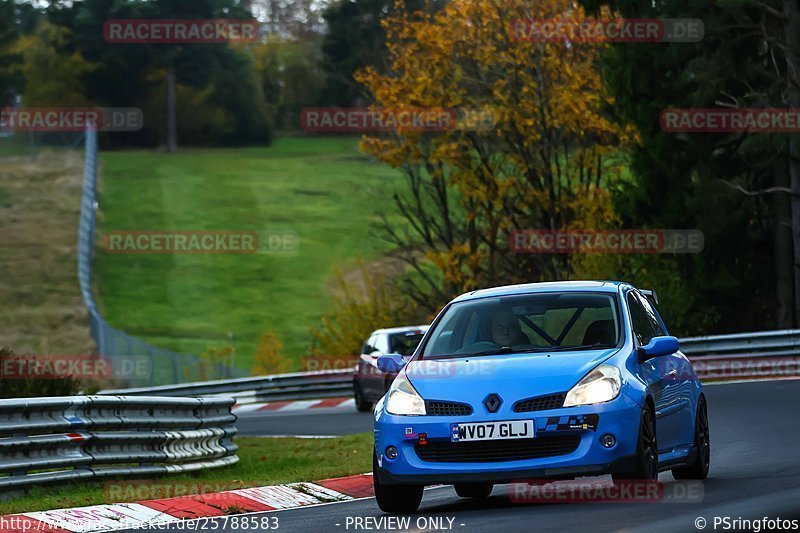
94, 137, 404, 372
0, 146, 95, 357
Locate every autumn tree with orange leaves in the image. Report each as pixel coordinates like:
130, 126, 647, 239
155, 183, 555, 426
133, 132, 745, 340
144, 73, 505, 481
356, 0, 633, 312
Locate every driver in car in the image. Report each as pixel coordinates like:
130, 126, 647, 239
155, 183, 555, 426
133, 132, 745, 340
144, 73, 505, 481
491, 311, 529, 348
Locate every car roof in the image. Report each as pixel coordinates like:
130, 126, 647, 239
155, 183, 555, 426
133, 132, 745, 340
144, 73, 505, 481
371, 325, 430, 335
451, 280, 626, 303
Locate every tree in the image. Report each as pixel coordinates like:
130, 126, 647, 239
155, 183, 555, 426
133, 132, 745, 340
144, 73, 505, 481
70, 0, 270, 150
321, 0, 392, 106
321, 0, 445, 107
356, 0, 631, 311
14, 20, 93, 108
311, 261, 415, 358
254, 37, 327, 130
581, 0, 798, 331
0, 0, 23, 107
251, 330, 292, 375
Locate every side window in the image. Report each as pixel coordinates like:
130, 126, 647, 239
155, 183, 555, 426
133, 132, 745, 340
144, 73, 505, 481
425, 312, 462, 355
627, 292, 656, 346
374, 334, 389, 354
362, 335, 377, 355
638, 293, 666, 338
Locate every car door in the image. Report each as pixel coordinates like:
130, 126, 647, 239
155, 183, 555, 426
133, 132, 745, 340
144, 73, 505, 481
365, 333, 390, 399
358, 334, 381, 399
639, 294, 695, 447
627, 291, 681, 452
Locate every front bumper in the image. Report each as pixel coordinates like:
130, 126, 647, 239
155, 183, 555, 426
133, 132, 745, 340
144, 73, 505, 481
374, 392, 642, 486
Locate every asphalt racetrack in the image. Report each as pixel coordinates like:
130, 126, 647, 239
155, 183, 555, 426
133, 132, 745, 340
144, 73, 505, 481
128, 380, 800, 532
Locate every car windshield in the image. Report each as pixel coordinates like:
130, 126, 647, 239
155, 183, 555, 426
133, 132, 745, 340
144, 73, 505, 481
420, 292, 620, 359
389, 332, 425, 355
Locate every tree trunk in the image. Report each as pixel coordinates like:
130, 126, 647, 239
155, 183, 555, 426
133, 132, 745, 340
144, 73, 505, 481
165, 65, 177, 154
783, 0, 800, 327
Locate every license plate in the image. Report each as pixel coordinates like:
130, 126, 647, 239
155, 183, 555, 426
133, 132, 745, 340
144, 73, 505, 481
450, 420, 535, 442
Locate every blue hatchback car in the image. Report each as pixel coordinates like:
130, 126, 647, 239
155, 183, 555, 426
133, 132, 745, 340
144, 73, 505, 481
373, 281, 709, 512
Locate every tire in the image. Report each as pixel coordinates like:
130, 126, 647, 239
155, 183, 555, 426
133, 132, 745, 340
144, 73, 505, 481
354, 383, 373, 413
672, 396, 710, 480
373, 452, 423, 513
454, 483, 493, 499
613, 404, 658, 481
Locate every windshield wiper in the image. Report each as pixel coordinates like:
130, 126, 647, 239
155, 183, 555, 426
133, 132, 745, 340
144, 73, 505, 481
428, 347, 552, 359
547, 343, 616, 352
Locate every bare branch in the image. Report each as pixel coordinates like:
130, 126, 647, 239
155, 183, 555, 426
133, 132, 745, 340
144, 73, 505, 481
750, 0, 789, 20
717, 178, 797, 196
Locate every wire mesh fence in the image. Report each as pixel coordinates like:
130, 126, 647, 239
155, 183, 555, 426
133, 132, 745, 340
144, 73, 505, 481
77, 129, 245, 386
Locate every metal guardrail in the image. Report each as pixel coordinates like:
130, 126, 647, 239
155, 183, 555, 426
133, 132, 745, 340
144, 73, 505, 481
0, 396, 238, 491
677, 329, 800, 381
100, 369, 354, 404
679, 329, 800, 357
99, 329, 800, 403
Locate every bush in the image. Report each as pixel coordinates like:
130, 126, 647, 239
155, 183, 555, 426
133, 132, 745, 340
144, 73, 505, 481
192, 345, 237, 382
251, 331, 292, 375
311, 261, 420, 358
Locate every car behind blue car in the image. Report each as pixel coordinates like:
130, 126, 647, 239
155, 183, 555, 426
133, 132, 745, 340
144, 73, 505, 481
372, 281, 709, 512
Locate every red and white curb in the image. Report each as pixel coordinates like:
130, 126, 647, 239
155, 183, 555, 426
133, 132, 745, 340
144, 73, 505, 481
233, 397, 354, 415
0, 473, 374, 532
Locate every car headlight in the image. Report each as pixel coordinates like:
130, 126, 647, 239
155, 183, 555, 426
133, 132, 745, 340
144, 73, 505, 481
385, 373, 426, 416
563, 364, 621, 407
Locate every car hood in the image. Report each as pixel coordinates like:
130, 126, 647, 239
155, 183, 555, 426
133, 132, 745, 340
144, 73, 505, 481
405, 348, 620, 406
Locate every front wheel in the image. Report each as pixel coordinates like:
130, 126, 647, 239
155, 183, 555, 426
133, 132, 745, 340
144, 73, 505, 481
454, 483, 493, 498
613, 404, 658, 481
354, 383, 373, 412
373, 453, 423, 513
672, 396, 710, 480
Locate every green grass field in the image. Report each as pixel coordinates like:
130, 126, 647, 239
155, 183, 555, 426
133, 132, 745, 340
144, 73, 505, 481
94, 137, 404, 372
0, 433, 372, 515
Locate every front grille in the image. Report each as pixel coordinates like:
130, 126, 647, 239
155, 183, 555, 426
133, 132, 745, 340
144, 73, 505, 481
414, 435, 580, 463
425, 400, 473, 416
513, 393, 566, 412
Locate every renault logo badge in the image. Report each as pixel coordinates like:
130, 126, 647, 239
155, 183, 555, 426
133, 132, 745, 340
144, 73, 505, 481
483, 393, 502, 413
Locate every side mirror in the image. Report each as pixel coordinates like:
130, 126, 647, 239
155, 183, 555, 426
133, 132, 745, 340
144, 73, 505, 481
637, 335, 679, 363
377, 353, 406, 373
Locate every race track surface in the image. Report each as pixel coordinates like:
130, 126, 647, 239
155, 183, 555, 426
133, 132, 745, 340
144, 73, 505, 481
125, 380, 800, 532
236, 405, 371, 437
